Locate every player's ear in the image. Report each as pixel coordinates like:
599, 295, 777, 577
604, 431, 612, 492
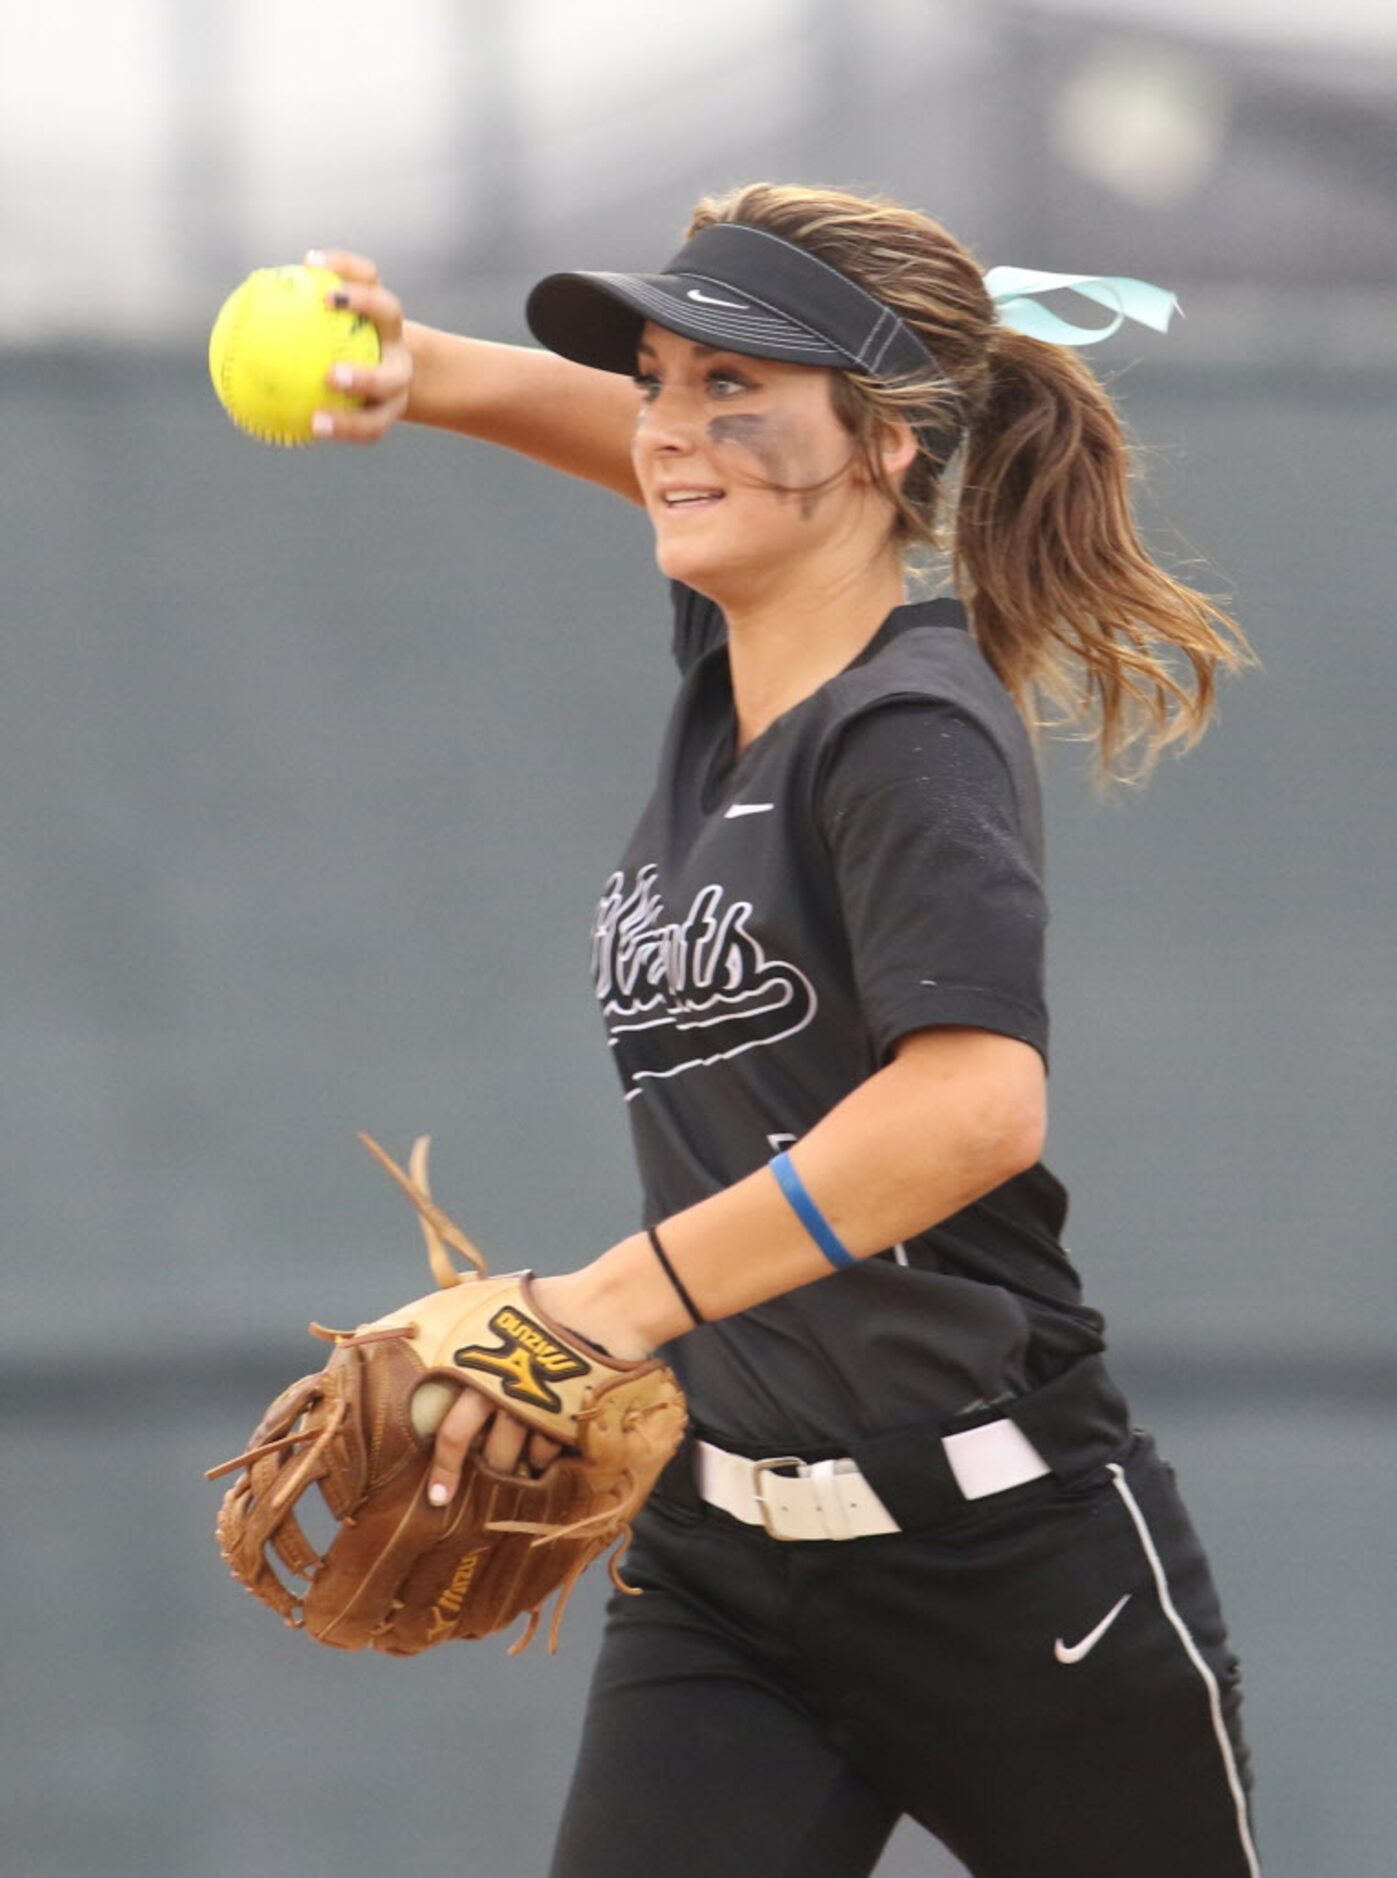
850, 411, 918, 493
873, 414, 918, 487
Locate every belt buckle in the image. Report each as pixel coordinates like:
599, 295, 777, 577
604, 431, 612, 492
749, 1455, 808, 1540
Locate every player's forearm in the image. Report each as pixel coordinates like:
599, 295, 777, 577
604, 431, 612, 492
403, 323, 642, 499
541, 1030, 1046, 1355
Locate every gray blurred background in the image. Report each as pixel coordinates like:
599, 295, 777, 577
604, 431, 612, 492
2, 2, 1394, 1874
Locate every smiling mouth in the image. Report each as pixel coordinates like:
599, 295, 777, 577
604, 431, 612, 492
659, 490, 725, 511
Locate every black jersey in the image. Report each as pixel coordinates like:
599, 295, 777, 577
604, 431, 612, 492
589, 583, 1106, 1449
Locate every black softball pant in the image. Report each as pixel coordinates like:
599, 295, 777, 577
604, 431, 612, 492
548, 1432, 1258, 1877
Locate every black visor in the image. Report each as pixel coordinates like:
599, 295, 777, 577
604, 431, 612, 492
526, 222, 940, 385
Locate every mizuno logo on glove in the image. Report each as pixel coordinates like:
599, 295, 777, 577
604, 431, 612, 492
454, 1306, 590, 1413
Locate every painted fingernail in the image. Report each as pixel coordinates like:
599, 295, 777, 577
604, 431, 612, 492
330, 290, 350, 309
304, 248, 327, 266
311, 411, 334, 439
427, 1481, 449, 1506
328, 363, 354, 389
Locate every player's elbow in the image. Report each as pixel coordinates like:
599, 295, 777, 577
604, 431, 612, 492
995, 1096, 1047, 1179
896, 1028, 1048, 1186
961, 1083, 1045, 1189
997, 1050, 1048, 1169
980, 1053, 1047, 1180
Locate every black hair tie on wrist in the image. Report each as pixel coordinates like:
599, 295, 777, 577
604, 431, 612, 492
646, 1225, 706, 1328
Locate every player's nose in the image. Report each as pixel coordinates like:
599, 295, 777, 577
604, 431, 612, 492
634, 386, 705, 456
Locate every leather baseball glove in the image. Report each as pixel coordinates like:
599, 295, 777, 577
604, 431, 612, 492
206, 1135, 688, 1656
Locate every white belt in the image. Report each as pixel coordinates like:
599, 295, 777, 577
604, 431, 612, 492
695, 1420, 1052, 1542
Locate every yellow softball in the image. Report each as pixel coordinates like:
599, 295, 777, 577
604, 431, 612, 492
208, 264, 381, 447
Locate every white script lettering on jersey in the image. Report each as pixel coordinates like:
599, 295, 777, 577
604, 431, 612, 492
592, 866, 818, 1099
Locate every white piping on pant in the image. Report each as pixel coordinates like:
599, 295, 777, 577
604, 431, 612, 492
1108, 1462, 1261, 1878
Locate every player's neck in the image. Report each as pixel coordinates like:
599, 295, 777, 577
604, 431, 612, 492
719, 552, 906, 752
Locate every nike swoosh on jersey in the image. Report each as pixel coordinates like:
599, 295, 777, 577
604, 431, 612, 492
1054, 1593, 1131, 1664
723, 802, 775, 818
687, 287, 751, 309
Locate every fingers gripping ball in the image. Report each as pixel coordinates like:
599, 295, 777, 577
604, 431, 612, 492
205, 1135, 689, 1656
208, 264, 379, 446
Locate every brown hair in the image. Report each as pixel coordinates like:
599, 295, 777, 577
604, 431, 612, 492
685, 182, 1256, 786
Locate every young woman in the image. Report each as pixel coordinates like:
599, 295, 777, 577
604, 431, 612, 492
307, 183, 1260, 1877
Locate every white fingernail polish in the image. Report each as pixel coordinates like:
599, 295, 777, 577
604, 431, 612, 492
305, 249, 326, 266
311, 411, 334, 439
329, 363, 353, 389
427, 1482, 449, 1506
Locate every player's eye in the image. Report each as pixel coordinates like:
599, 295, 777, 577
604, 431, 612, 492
707, 369, 754, 398
633, 372, 661, 402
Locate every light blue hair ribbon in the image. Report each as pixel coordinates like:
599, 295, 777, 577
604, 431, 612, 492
983, 267, 1180, 346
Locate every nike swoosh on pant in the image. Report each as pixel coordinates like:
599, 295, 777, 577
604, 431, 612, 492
1054, 1593, 1131, 1664
723, 802, 774, 819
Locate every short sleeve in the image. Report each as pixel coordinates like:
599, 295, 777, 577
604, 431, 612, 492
670, 581, 726, 675
816, 700, 1049, 1067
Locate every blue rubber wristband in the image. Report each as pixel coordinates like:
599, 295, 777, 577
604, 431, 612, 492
768, 1151, 857, 1270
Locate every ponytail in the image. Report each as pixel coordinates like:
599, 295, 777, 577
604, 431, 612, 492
955, 329, 1255, 784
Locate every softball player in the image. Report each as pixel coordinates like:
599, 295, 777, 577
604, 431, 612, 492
311, 181, 1260, 1876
